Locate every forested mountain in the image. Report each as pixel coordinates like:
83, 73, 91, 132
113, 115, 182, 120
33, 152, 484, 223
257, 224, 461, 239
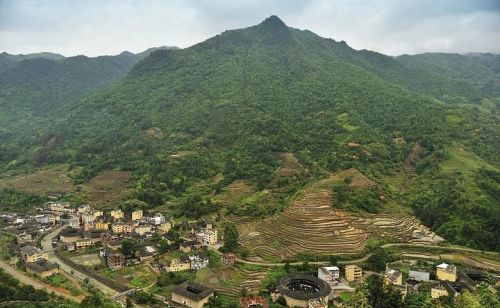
0, 16, 498, 250
0, 52, 65, 73
396, 52, 500, 98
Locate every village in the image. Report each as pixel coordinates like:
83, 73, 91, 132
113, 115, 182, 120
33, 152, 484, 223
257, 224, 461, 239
0, 201, 499, 307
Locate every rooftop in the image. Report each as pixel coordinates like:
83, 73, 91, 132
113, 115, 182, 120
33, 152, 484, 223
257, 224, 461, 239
276, 273, 331, 300
172, 282, 214, 301
25, 260, 58, 272
437, 263, 456, 272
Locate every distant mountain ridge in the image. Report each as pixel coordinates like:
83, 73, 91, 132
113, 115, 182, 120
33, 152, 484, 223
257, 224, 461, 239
0, 52, 65, 73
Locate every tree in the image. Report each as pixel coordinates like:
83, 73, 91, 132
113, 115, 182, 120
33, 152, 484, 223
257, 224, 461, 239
223, 223, 239, 252
365, 250, 389, 272
121, 238, 139, 257
365, 276, 404, 308
284, 261, 290, 273
329, 255, 339, 266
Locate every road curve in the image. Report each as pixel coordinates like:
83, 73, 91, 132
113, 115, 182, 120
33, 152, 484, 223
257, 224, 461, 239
0, 258, 83, 303
40, 225, 119, 297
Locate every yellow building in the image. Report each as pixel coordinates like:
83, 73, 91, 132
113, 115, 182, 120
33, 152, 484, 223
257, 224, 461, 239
95, 221, 110, 231
169, 257, 191, 272
345, 265, 362, 282
436, 263, 457, 282
92, 210, 104, 219
112, 223, 125, 234
110, 209, 124, 220
132, 210, 143, 221
75, 239, 92, 250
384, 269, 403, 285
20, 246, 48, 263
431, 284, 449, 299
158, 222, 172, 233
135, 224, 152, 235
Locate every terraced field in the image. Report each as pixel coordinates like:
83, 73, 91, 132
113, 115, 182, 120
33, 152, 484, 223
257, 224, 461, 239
238, 169, 442, 261
196, 264, 269, 298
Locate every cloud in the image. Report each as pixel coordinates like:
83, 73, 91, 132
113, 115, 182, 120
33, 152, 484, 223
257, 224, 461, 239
0, 0, 499, 56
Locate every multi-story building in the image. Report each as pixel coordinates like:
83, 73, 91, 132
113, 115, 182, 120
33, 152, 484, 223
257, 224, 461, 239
158, 222, 171, 233
131, 210, 143, 221
196, 228, 217, 245
431, 283, 449, 299
81, 213, 94, 224
112, 222, 125, 234
77, 204, 91, 214
94, 221, 110, 231
68, 216, 80, 229
345, 265, 363, 282
222, 252, 236, 267
106, 248, 125, 270
20, 246, 48, 263
92, 210, 104, 219
110, 209, 124, 220
169, 256, 191, 272
83, 222, 94, 231
151, 213, 166, 225
436, 263, 457, 282
75, 239, 92, 250
189, 253, 209, 271
384, 269, 403, 285
135, 224, 152, 236
318, 266, 340, 286
124, 222, 136, 234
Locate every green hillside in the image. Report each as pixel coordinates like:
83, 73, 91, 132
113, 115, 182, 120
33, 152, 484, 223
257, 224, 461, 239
0, 51, 65, 73
0, 16, 498, 250
396, 52, 500, 100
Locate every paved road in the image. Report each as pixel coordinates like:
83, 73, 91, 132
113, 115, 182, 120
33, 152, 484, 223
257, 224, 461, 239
40, 225, 119, 297
0, 258, 83, 303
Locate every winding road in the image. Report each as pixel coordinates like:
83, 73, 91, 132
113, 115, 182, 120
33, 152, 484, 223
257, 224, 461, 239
0, 258, 83, 303
208, 243, 500, 272
40, 225, 119, 297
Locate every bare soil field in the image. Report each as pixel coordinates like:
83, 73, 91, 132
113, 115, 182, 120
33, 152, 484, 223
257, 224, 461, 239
81, 170, 132, 206
0, 166, 132, 207
0, 165, 76, 194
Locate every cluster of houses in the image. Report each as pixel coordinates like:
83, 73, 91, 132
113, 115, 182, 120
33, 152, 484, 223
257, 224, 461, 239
19, 245, 60, 278
382, 262, 490, 300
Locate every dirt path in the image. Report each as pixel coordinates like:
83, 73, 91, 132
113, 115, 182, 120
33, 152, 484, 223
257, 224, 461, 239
208, 243, 500, 272
0, 259, 83, 303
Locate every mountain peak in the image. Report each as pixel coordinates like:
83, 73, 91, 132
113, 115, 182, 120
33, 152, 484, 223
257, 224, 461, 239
259, 15, 287, 28
253, 15, 291, 45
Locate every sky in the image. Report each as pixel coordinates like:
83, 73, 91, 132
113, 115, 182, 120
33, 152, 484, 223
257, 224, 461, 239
1, 0, 499, 57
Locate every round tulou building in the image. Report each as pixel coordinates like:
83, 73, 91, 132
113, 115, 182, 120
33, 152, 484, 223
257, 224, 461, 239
275, 273, 331, 307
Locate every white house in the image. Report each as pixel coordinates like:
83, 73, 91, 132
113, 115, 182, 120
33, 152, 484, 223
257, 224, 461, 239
318, 266, 340, 286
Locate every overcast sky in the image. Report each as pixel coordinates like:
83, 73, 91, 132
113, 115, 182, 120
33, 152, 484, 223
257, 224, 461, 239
1, 0, 499, 57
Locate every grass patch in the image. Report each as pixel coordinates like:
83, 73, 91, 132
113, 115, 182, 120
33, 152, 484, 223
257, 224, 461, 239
44, 274, 82, 296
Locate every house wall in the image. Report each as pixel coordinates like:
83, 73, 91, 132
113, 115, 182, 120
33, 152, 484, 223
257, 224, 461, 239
437, 269, 457, 282
431, 287, 448, 299
172, 293, 212, 308
27, 266, 59, 278
283, 295, 328, 308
